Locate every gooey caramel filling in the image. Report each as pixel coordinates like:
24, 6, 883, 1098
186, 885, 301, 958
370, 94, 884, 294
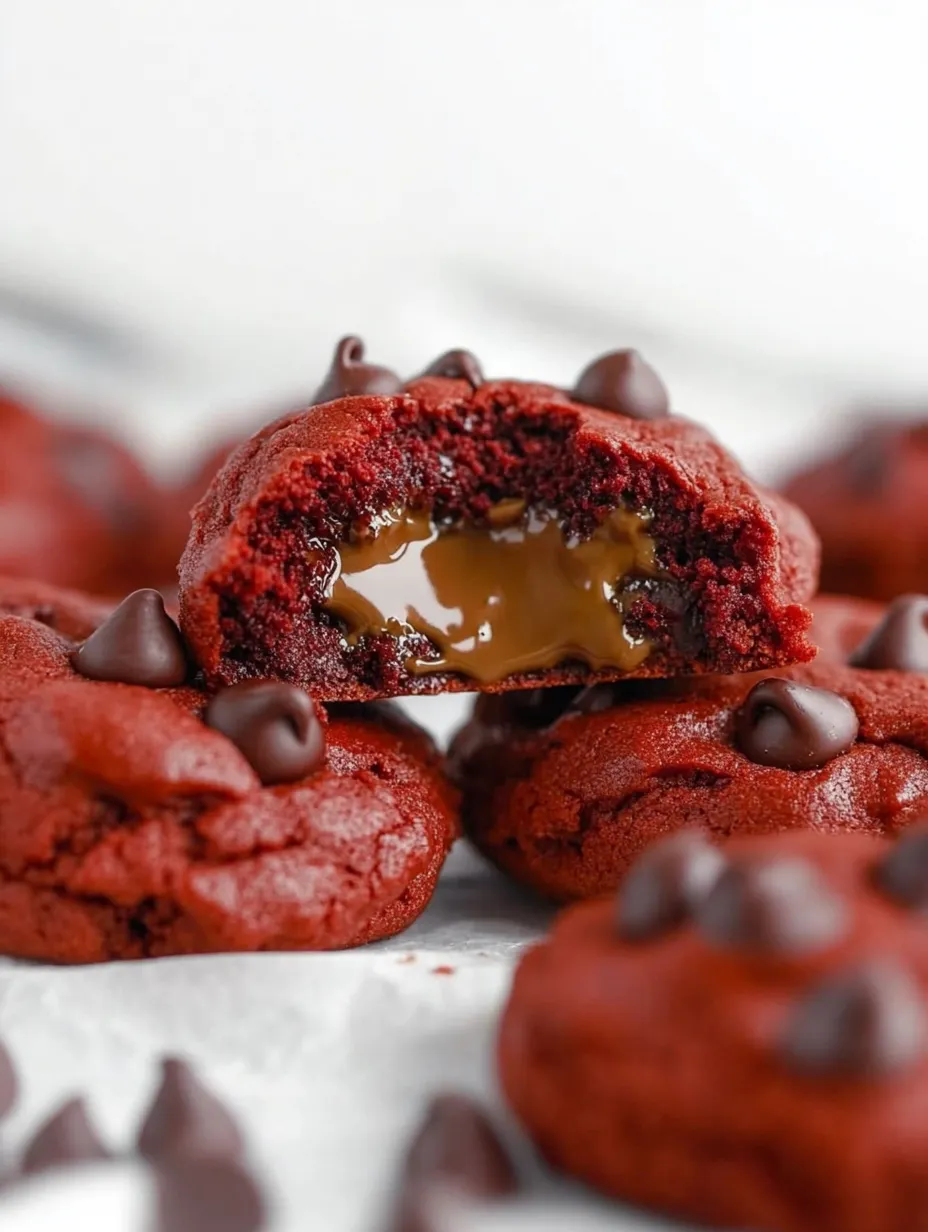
322, 503, 658, 683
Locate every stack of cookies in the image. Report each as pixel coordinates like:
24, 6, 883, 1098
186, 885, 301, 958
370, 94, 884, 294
4, 336, 927, 1231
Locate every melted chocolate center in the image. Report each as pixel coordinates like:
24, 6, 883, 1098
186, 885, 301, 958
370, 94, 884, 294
322, 503, 657, 683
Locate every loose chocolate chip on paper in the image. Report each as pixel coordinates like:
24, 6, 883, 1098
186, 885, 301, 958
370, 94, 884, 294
137, 1057, 245, 1163
734, 678, 859, 770
153, 1157, 266, 1232
0, 1038, 17, 1119
874, 826, 928, 909
313, 336, 403, 404
617, 830, 727, 941
849, 594, 928, 672
71, 589, 189, 687
401, 1093, 518, 1196
695, 856, 848, 954
204, 681, 325, 785
571, 349, 670, 420
21, 1097, 110, 1175
781, 961, 927, 1077
417, 349, 485, 388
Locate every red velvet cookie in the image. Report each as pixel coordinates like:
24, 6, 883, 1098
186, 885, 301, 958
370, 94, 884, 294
179, 340, 818, 702
500, 828, 928, 1232
808, 592, 883, 662
783, 417, 928, 601
151, 439, 241, 601
450, 595, 928, 902
0, 387, 166, 596
0, 580, 457, 961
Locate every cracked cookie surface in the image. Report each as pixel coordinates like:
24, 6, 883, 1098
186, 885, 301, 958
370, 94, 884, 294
0, 578, 458, 961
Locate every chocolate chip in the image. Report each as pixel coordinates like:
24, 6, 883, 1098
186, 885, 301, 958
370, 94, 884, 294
54, 429, 143, 534
566, 683, 622, 717
153, 1158, 266, 1232
389, 1190, 440, 1232
849, 595, 928, 672
571, 350, 670, 420
781, 961, 927, 1077
418, 350, 484, 388
204, 681, 325, 784
617, 831, 727, 941
71, 589, 189, 687
734, 678, 859, 770
0, 1038, 17, 1119
392, 1094, 518, 1230
21, 1097, 110, 1175
137, 1057, 245, 1163
313, 336, 403, 404
874, 827, 928, 909
502, 686, 583, 729
695, 856, 848, 954
843, 427, 896, 497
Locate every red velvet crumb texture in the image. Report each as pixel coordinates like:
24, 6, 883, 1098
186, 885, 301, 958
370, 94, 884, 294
450, 597, 928, 903
179, 376, 819, 701
0, 577, 458, 962
499, 830, 928, 1232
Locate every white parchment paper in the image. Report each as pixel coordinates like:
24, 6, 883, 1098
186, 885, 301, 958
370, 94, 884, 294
0, 775, 685, 1232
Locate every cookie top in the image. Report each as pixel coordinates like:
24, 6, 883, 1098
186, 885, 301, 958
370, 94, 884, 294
179, 340, 817, 702
451, 595, 928, 901
0, 388, 166, 596
500, 828, 928, 1232
0, 579, 457, 960
783, 418, 928, 602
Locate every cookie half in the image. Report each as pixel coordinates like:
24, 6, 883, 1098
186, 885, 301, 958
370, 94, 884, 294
179, 342, 818, 701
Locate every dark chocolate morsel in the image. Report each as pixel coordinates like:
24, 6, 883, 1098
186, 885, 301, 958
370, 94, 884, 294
54, 428, 142, 534
418, 349, 484, 388
312, 336, 403, 404
21, 1097, 110, 1175
874, 826, 928, 909
153, 1157, 266, 1232
695, 856, 848, 954
502, 685, 583, 729
843, 426, 897, 497
0, 1038, 17, 1119
734, 678, 859, 770
782, 961, 927, 1077
204, 681, 325, 785
392, 1093, 518, 1229
571, 349, 670, 420
617, 830, 727, 941
71, 589, 189, 687
137, 1057, 245, 1163
849, 594, 928, 672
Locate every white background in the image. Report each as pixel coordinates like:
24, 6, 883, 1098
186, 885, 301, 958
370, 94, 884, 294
2, 3, 928, 1229
2, 1, 928, 477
